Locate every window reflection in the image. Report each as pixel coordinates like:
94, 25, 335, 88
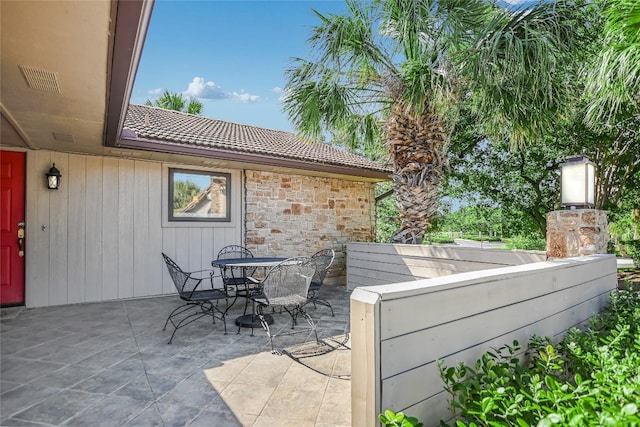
169, 169, 230, 222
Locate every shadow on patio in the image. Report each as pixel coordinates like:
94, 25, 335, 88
0, 286, 352, 426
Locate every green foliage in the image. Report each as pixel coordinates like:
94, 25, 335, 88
172, 180, 200, 210
424, 235, 456, 245
379, 410, 424, 427
609, 211, 636, 242
625, 240, 640, 267
376, 182, 399, 243
503, 236, 546, 251
438, 290, 640, 426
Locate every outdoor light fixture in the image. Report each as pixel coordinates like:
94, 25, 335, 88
46, 163, 62, 190
560, 155, 595, 209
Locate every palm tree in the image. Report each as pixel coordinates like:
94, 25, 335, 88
283, 0, 579, 244
146, 90, 204, 115
585, 0, 640, 127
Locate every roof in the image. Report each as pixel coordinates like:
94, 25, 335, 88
120, 104, 391, 179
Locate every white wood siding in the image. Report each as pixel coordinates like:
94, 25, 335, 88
347, 242, 547, 290
25, 151, 243, 307
349, 252, 617, 427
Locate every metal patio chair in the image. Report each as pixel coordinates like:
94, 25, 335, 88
216, 245, 261, 298
162, 253, 233, 343
303, 248, 335, 316
250, 257, 319, 352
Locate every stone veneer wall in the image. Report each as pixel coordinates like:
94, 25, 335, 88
244, 170, 377, 282
546, 209, 609, 258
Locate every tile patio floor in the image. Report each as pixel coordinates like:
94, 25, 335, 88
0, 286, 352, 426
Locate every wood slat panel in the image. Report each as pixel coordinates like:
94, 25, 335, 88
381, 292, 612, 417
133, 161, 150, 297
48, 153, 68, 306
85, 156, 103, 302
147, 162, 163, 296
347, 243, 548, 291
117, 159, 134, 299
25, 151, 51, 307
381, 282, 611, 378
350, 254, 617, 427
379, 257, 615, 339
102, 157, 119, 301
67, 154, 86, 304
24, 153, 245, 307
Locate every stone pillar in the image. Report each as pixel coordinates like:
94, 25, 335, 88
546, 209, 609, 258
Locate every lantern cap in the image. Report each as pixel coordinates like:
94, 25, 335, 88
47, 163, 61, 176
560, 154, 594, 166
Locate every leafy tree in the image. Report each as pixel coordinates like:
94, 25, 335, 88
443, 0, 639, 240
146, 90, 204, 115
172, 180, 200, 211
445, 107, 640, 237
283, 0, 580, 244
376, 182, 399, 242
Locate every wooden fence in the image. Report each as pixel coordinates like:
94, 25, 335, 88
348, 243, 617, 426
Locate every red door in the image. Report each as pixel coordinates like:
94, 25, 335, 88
0, 151, 26, 306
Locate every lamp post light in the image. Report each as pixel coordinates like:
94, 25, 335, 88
46, 163, 62, 190
560, 155, 595, 209
547, 154, 608, 258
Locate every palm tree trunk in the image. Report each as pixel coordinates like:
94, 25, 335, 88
386, 103, 446, 244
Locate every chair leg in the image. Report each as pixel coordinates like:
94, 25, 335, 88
258, 313, 274, 352
164, 301, 228, 344
299, 308, 320, 345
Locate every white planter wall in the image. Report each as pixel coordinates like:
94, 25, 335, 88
349, 247, 617, 427
347, 242, 547, 290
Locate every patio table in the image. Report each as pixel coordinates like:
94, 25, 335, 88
211, 257, 287, 331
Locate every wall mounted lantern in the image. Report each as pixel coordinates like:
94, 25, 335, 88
560, 155, 595, 209
46, 163, 62, 190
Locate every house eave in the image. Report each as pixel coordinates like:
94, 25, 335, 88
117, 136, 391, 180
104, 0, 155, 148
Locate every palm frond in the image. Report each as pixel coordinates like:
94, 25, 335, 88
585, 0, 640, 127
461, 0, 581, 145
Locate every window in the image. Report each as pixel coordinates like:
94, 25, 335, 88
168, 168, 231, 222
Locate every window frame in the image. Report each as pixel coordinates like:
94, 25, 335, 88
168, 167, 232, 223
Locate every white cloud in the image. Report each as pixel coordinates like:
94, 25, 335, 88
272, 86, 283, 94
185, 77, 227, 100
182, 77, 259, 103
229, 90, 260, 103
148, 88, 162, 95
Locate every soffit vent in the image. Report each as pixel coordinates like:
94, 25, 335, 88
52, 132, 74, 143
19, 65, 62, 93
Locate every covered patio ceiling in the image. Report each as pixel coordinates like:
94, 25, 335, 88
0, 0, 153, 155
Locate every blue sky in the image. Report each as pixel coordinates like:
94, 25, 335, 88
131, 1, 350, 132
132, 0, 528, 133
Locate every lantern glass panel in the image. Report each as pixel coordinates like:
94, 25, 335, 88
47, 175, 59, 189
561, 163, 587, 205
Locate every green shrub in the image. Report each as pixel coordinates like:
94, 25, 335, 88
437, 290, 640, 426
457, 234, 502, 242
379, 410, 424, 427
624, 239, 640, 268
425, 235, 455, 245
503, 235, 546, 251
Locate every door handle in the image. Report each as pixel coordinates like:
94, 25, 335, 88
17, 224, 25, 257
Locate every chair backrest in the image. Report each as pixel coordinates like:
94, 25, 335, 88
261, 257, 316, 303
310, 248, 335, 286
216, 245, 256, 282
162, 253, 200, 296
